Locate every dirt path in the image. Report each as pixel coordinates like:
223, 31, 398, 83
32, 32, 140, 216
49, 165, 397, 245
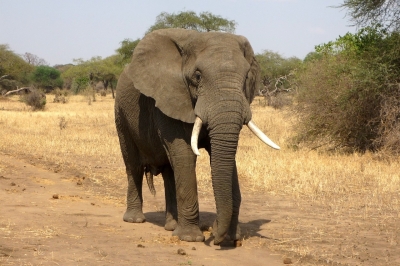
0, 153, 286, 265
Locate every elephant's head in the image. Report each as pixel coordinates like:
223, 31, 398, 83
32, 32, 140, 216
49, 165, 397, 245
123, 28, 279, 244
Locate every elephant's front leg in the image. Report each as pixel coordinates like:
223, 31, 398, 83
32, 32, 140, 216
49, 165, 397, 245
161, 165, 178, 231
170, 153, 204, 242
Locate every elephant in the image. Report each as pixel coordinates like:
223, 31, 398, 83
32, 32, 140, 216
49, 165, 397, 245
114, 28, 280, 245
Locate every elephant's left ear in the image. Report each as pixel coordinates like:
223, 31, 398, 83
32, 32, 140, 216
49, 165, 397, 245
237, 36, 261, 104
126, 29, 196, 123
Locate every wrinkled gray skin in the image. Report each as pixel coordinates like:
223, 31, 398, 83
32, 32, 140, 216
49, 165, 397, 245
115, 28, 261, 245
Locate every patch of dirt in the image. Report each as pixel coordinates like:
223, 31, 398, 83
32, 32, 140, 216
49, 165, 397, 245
0, 153, 285, 265
1, 152, 399, 265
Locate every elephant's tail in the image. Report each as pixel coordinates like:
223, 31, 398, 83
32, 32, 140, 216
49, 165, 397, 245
145, 170, 156, 196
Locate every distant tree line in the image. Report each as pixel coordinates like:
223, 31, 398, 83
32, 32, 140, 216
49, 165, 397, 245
0, 10, 298, 99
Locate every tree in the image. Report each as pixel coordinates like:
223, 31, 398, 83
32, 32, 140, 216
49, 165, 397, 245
61, 55, 122, 97
255, 51, 301, 108
0, 44, 34, 91
256, 50, 301, 85
340, 0, 400, 31
22, 52, 48, 66
30, 65, 63, 91
146, 11, 236, 34
303, 52, 322, 63
115, 38, 140, 65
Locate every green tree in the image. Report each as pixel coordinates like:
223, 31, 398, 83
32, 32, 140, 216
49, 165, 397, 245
256, 50, 301, 85
146, 11, 236, 34
340, 0, 400, 31
303, 51, 322, 63
31, 65, 63, 91
255, 50, 301, 108
0, 44, 34, 91
115, 38, 140, 65
61, 55, 122, 97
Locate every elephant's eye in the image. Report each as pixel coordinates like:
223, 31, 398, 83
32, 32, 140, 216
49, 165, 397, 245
194, 71, 202, 83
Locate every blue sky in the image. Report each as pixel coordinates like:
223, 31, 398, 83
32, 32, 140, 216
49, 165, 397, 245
0, 0, 355, 66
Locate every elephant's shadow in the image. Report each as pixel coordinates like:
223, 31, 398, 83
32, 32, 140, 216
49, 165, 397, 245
144, 211, 271, 248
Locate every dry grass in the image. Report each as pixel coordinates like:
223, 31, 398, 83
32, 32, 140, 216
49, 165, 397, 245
1, 94, 400, 264
1, 94, 399, 209
0, 94, 123, 190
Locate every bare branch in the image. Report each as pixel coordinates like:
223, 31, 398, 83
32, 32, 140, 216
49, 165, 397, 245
4, 87, 33, 96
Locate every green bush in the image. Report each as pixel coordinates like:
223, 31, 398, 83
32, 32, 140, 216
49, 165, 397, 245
71, 76, 89, 94
295, 26, 400, 153
30, 66, 63, 91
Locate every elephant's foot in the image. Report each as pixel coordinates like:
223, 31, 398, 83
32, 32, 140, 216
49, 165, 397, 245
172, 225, 205, 242
164, 216, 177, 231
123, 209, 146, 223
212, 220, 227, 245
227, 223, 241, 241
212, 220, 241, 246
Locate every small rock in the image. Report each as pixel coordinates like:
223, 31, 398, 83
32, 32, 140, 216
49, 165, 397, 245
137, 244, 145, 248
192, 247, 196, 250
91, 202, 95, 205
283, 258, 292, 264
52, 194, 59, 199
177, 248, 186, 255
77, 180, 83, 185
10, 182, 16, 186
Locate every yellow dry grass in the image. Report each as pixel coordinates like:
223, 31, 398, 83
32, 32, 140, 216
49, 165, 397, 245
0, 94, 124, 190
1, 94, 399, 208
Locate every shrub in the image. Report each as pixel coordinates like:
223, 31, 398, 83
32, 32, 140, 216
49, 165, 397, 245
295, 26, 400, 153
23, 89, 46, 110
53, 88, 69, 103
268, 93, 293, 109
99, 89, 107, 97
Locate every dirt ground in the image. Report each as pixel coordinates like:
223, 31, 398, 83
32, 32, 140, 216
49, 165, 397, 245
1, 151, 399, 265
0, 152, 287, 265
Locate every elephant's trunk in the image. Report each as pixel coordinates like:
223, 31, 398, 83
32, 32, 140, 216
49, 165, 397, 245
206, 101, 244, 244
209, 126, 240, 244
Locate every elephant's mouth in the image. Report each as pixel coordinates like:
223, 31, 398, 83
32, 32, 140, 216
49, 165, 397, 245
190, 116, 280, 156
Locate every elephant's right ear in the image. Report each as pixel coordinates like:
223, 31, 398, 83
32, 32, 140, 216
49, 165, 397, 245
125, 29, 196, 123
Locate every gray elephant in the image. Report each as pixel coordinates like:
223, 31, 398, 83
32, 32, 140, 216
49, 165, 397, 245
115, 28, 279, 245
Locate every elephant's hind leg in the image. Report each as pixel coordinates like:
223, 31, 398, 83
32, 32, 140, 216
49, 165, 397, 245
162, 165, 178, 231
115, 109, 146, 223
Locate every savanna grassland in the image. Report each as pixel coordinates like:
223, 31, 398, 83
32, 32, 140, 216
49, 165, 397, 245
1, 93, 399, 265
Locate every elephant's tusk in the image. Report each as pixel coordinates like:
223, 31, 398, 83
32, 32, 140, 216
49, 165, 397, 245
191, 117, 203, 156
247, 120, 280, 150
